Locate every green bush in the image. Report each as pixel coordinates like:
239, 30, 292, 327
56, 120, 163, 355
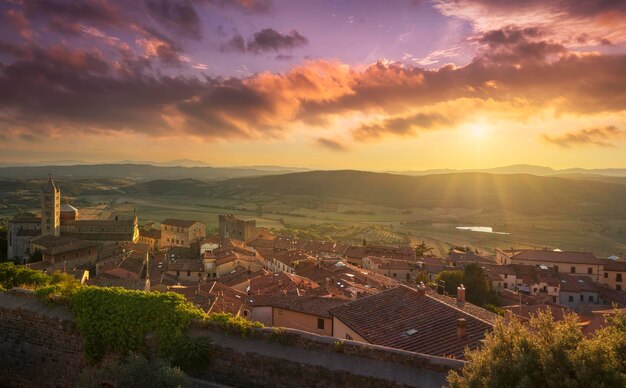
0, 262, 51, 289
69, 287, 206, 361
78, 354, 191, 388
207, 312, 263, 338
169, 335, 214, 371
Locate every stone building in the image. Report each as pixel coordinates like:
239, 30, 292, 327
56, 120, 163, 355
41, 175, 60, 237
6, 217, 41, 262
218, 214, 257, 243
160, 219, 206, 248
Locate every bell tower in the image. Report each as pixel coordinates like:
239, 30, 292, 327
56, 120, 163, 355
41, 174, 61, 236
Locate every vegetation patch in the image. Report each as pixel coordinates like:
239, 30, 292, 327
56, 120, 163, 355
207, 312, 263, 338
69, 286, 205, 361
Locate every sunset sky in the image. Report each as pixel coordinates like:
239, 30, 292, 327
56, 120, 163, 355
0, 0, 625, 170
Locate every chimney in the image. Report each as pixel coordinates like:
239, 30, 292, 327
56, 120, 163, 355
457, 318, 467, 339
457, 284, 466, 303
416, 282, 427, 296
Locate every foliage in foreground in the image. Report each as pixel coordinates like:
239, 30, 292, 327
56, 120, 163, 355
78, 354, 191, 388
208, 312, 263, 337
69, 286, 206, 361
0, 262, 52, 289
448, 309, 626, 387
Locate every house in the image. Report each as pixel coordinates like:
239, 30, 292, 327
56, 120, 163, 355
601, 259, 626, 291
160, 219, 206, 248
497, 249, 603, 282
28, 235, 98, 272
164, 258, 205, 284
264, 250, 315, 274
168, 281, 250, 316
218, 214, 257, 243
558, 275, 600, 312
249, 295, 345, 336
97, 250, 147, 279
203, 250, 265, 279
248, 272, 320, 296
362, 256, 422, 283
344, 245, 416, 267
329, 284, 498, 359
6, 217, 41, 262
216, 266, 270, 292
138, 228, 161, 252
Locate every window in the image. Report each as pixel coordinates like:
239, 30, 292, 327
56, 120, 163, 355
605, 272, 609, 278
588, 295, 594, 302
617, 274, 623, 282
393, 273, 397, 278
568, 295, 574, 302
176, 271, 180, 277
504, 274, 508, 279
617, 285, 622, 291
587, 267, 593, 274
317, 318, 325, 330
570, 267, 576, 274
533, 288, 537, 293
503, 283, 508, 289
197, 273, 201, 278
580, 295, 584, 301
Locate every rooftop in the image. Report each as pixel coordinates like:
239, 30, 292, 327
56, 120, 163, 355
511, 250, 602, 265
329, 285, 496, 359
250, 295, 346, 318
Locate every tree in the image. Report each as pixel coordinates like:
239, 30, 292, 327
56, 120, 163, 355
28, 249, 43, 263
415, 241, 433, 257
462, 263, 497, 306
435, 270, 464, 295
448, 309, 626, 387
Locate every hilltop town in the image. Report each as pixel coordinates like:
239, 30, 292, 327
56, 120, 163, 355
4, 176, 625, 364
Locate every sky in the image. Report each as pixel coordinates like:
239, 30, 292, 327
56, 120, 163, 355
0, 0, 625, 170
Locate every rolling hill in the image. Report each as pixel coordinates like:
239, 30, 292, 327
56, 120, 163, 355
202, 170, 626, 216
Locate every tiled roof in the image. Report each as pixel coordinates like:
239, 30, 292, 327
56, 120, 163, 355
161, 218, 202, 228
558, 275, 597, 293
217, 266, 269, 287
249, 272, 320, 296
503, 304, 571, 322
329, 285, 495, 359
166, 258, 204, 272
511, 250, 602, 265
139, 229, 161, 239
249, 295, 346, 318
63, 219, 135, 226
31, 235, 77, 248
603, 259, 626, 271
267, 250, 314, 267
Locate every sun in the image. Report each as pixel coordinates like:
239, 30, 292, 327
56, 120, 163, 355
466, 121, 491, 139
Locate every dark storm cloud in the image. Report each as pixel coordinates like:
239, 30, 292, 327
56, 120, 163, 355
543, 126, 624, 148
247, 28, 308, 53
220, 28, 309, 54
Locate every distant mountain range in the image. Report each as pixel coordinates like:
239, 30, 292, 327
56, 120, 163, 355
390, 164, 626, 177
1, 162, 626, 182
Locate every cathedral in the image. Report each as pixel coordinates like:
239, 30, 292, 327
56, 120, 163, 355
6, 175, 139, 262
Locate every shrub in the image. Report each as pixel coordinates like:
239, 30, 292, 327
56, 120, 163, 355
78, 354, 191, 388
69, 287, 206, 362
0, 262, 51, 289
169, 335, 214, 371
207, 312, 263, 338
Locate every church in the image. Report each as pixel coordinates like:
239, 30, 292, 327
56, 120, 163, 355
6, 175, 139, 263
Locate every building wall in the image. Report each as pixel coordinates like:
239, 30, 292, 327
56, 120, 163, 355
602, 269, 624, 291
332, 317, 369, 342
559, 291, 599, 311
44, 248, 98, 268
161, 222, 205, 248
511, 259, 603, 282
218, 215, 257, 243
272, 308, 333, 337
60, 220, 138, 243
249, 306, 273, 326
7, 220, 41, 262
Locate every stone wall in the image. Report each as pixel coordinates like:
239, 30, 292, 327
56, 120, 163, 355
0, 290, 86, 388
0, 290, 460, 388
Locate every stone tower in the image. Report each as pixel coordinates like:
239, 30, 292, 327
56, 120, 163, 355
41, 174, 61, 236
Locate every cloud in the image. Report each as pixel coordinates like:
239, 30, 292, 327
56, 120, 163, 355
543, 126, 624, 148
316, 137, 348, 151
221, 28, 309, 54
434, 0, 626, 47
353, 112, 457, 140
145, 0, 201, 39
204, 0, 273, 14
248, 28, 308, 53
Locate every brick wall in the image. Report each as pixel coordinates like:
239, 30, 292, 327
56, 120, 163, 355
0, 290, 458, 388
0, 291, 86, 388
